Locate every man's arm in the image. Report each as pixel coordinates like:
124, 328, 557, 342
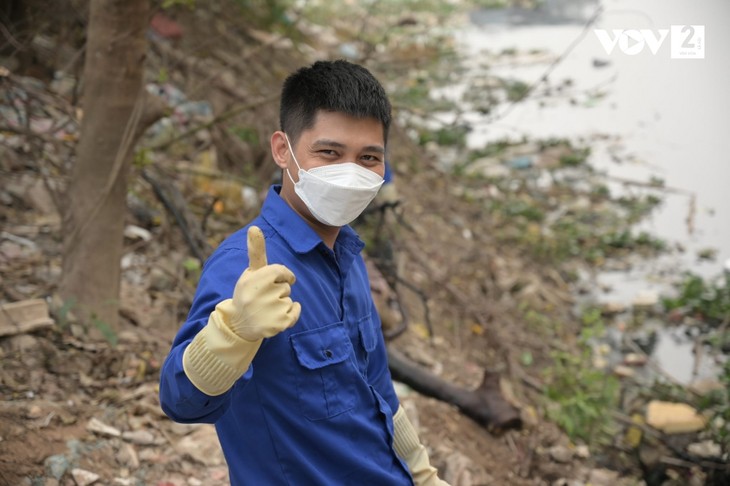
159, 334, 238, 423
158, 245, 249, 423
159, 226, 300, 422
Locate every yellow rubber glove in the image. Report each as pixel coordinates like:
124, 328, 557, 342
183, 226, 301, 396
393, 406, 451, 486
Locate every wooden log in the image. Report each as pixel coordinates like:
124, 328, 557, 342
388, 346, 522, 433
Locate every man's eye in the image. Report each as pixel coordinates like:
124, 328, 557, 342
361, 155, 382, 164
319, 150, 337, 156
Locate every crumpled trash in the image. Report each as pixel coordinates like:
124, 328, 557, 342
144, 83, 214, 141
506, 155, 534, 170
146, 82, 186, 107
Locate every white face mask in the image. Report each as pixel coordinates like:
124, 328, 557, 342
285, 135, 384, 227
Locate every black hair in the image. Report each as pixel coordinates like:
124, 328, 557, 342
279, 60, 392, 146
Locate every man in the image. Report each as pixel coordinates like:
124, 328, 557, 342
159, 60, 449, 485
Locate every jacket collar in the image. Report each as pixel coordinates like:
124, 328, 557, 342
261, 185, 365, 258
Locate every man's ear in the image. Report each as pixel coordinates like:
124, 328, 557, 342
271, 131, 289, 170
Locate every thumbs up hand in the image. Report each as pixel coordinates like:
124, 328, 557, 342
225, 226, 301, 341
182, 225, 300, 396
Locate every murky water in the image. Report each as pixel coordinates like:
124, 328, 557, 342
450, 0, 730, 383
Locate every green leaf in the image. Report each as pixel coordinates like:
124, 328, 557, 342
91, 317, 118, 347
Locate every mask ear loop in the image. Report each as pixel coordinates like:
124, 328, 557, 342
284, 134, 302, 185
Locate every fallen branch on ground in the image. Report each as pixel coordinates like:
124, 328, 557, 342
388, 346, 522, 433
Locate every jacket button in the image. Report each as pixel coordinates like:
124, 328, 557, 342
324, 349, 333, 358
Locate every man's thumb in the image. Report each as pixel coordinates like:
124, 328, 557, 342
247, 226, 268, 270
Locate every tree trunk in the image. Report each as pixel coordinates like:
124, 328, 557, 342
60, 0, 149, 336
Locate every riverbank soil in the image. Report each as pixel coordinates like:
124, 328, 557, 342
1, 1, 727, 485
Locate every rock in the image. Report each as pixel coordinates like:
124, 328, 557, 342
219, 71, 236, 92
637, 446, 661, 475
442, 450, 473, 486
26, 404, 43, 419
646, 400, 706, 434
71, 468, 99, 486
138, 448, 165, 464
550, 479, 582, 486
167, 422, 198, 436
520, 405, 540, 428
117, 330, 141, 344
5, 334, 39, 353
66, 438, 88, 461
613, 364, 635, 378
689, 378, 725, 396
173, 425, 225, 467
587, 468, 620, 485
86, 417, 121, 437
575, 444, 590, 458
209, 468, 229, 482
687, 440, 722, 458
123, 224, 152, 242
116, 443, 140, 469
121, 429, 156, 445
632, 290, 659, 309
549, 445, 574, 463
623, 353, 648, 366
27, 177, 58, 215
148, 266, 173, 292
44, 454, 70, 480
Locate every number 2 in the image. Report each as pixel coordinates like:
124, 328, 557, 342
681, 25, 695, 49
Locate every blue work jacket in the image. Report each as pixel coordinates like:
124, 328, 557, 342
159, 186, 414, 485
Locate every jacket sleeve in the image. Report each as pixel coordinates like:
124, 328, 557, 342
159, 245, 252, 423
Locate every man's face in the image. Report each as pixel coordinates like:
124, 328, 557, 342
272, 110, 386, 225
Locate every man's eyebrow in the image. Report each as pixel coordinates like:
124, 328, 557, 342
363, 145, 386, 154
311, 139, 385, 154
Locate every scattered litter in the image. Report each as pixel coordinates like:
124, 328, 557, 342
0, 298, 54, 337
86, 418, 121, 438
646, 400, 706, 434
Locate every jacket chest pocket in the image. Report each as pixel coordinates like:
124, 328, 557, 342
289, 322, 357, 421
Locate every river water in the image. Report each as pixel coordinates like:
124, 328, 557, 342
449, 0, 730, 383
